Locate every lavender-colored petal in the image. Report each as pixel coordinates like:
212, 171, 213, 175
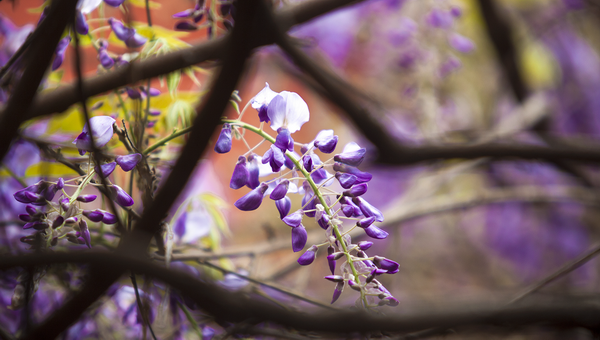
108, 18, 135, 41
426, 9, 453, 28
125, 33, 146, 48
174, 212, 187, 238
327, 254, 336, 274
374, 256, 400, 274
76, 194, 97, 203
56, 178, 64, 190
246, 154, 260, 189
79, 219, 91, 248
315, 135, 338, 153
149, 109, 161, 116
83, 209, 104, 222
41, 183, 59, 201
297, 245, 317, 265
302, 194, 317, 218
291, 225, 307, 252
258, 105, 269, 123
282, 211, 302, 227
343, 183, 368, 197
364, 225, 389, 239
230, 156, 249, 190
357, 216, 375, 228
302, 154, 313, 172
73, 116, 116, 151
104, 0, 126, 7
274, 128, 294, 152
358, 241, 373, 251
264, 145, 284, 172
275, 196, 291, 219
333, 162, 372, 183
449, 33, 475, 54
214, 124, 232, 154
172, 8, 195, 18
251, 82, 278, 111
353, 197, 384, 222
101, 210, 118, 224
269, 179, 289, 200
98, 49, 114, 69
336, 172, 357, 189
52, 36, 71, 71
334, 148, 366, 167
111, 185, 134, 207
331, 281, 344, 304
318, 214, 330, 230
267, 92, 310, 133
116, 153, 142, 172
96, 162, 117, 177
234, 183, 268, 211
75, 11, 89, 35
26, 205, 37, 215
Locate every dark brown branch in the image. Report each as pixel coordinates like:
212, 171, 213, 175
275, 36, 399, 157
4, 251, 600, 334
0, 0, 78, 165
18, 0, 367, 122
376, 142, 600, 165
477, 0, 527, 102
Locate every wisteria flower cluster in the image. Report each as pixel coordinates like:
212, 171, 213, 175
215, 83, 399, 307
13, 117, 139, 252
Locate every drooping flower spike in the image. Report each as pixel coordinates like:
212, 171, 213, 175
214, 84, 398, 308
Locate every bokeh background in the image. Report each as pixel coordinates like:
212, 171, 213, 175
2, 0, 600, 338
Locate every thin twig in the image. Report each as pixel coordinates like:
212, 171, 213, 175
198, 260, 337, 311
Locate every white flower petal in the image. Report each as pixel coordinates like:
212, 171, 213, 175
250, 82, 278, 109
254, 156, 275, 177
267, 91, 310, 133
78, 0, 102, 14
314, 129, 334, 143
342, 142, 361, 153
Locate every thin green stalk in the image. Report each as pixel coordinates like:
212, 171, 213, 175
143, 126, 193, 155
222, 119, 368, 307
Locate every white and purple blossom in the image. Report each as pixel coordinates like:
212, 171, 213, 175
72, 116, 116, 155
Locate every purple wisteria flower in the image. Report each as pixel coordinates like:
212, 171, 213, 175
73, 116, 116, 155
214, 124, 232, 154
251, 83, 278, 122
52, 36, 71, 71
108, 18, 147, 48
116, 153, 142, 171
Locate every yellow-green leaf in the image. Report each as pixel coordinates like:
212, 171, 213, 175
25, 162, 79, 177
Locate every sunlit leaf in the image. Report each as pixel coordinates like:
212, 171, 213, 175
25, 162, 79, 177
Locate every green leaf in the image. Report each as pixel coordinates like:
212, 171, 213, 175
184, 67, 201, 87
25, 162, 79, 177
167, 71, 181, 97
229, 100, 240, 114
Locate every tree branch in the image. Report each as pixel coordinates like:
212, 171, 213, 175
0, 0, 78, 165
3, 251, 600, 334
18, 0, 367, 122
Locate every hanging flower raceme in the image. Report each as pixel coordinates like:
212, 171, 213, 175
213, 84, 398, 309
9, 114, 142, 255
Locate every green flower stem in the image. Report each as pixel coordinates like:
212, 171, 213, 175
143, 126, 193, 155
69, 169, 96, 205
223, 119, 368, 307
